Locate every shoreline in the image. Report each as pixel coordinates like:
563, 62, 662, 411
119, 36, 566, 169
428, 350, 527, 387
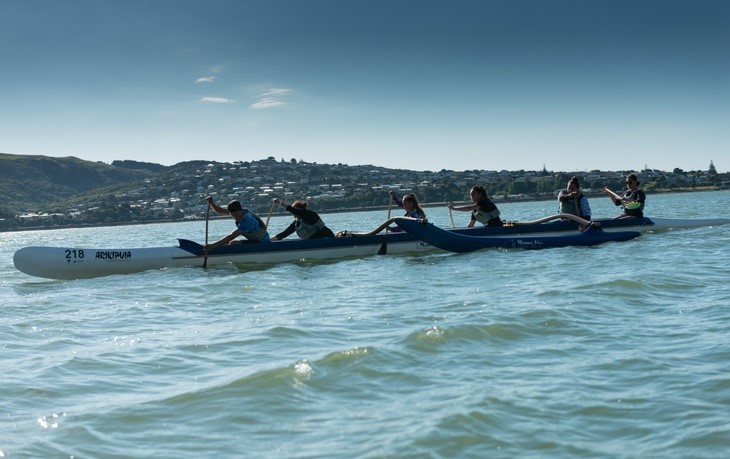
2, 187, 723, 233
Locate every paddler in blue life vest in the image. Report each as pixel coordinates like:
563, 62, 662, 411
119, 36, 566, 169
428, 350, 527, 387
270, 198, 335, 240
557, 176, 592, 221
602, 173, 646, 218
204, 198, 270, 252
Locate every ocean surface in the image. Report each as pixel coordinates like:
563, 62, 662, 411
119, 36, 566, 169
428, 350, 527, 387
2, 191, 729, 459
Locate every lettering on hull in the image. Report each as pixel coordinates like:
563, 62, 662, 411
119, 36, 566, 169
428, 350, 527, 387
95, 251, 133, 261
515, 239, 544, 248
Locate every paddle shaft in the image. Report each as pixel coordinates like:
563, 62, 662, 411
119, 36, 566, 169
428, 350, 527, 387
449, 206, 455, 228
604, 187, 625, 203
378, 194, 394, 254
265, 201, 276, 228
385, 195, 393, 234
203, 202, 211, 268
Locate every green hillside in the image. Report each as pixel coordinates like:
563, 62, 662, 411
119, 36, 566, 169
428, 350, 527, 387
0, 153, 156, 211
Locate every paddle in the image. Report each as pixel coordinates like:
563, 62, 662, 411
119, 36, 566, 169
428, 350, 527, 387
602, 186, 625, 203
203, 201, 211, 268
448, 203, 455, 228
264, 200, 276, 228
378, 192, 394, 255
385, 194, 393, 232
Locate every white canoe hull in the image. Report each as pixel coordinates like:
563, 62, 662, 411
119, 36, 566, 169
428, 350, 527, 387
13, 239, 430, 280
13, 246, 192, 280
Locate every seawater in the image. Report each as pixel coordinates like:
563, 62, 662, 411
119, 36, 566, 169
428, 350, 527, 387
1, 191, 729, 459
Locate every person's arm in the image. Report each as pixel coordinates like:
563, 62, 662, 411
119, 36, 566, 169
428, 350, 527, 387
276, 199, 319, 224
275, 198, 304, 217
272, 197, 297, 218
285, 205, 315, 221
389, 191, 404, 209
448, 202, 478, 227
348, 217, 408, 237
448, 202, 478, 212
273, 197, 286, 212
558, 190, 578, 202
273, 222, 296, 240
601, 187, 623, 205
580, 196, 592, 219
350, 219, 393, 237
205, 229, 241, 252
206, 196, 231, 215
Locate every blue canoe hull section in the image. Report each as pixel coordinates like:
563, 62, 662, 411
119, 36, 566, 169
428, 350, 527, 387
183, 216, 657, 257
393, 218, 641, 252
178, 230, 418, 257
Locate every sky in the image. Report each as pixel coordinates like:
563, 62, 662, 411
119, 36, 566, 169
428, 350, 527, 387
1, 0, 728, 173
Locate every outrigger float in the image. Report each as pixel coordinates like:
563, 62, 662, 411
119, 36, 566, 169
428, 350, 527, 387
13, 214, 730, 280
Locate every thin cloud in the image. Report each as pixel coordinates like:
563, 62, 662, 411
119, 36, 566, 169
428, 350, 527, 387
196, 76, 217, 83
201, 97, 235, 104
261, 88, 291, 97
250, 99, 287, 110
250, 87, 291, 110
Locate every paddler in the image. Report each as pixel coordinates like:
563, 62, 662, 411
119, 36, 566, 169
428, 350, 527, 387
204, 198, 270, 252
602, 173, 646, 218
270, 198, 335, 240
448, 185, 503, 227
558, 176, 592, 221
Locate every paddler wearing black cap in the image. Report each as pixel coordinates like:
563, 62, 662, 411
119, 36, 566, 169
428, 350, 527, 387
204, 197, 271, 252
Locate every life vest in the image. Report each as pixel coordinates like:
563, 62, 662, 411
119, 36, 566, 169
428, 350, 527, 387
559, 199, 578, 216
295, 217, 325, 240
238, 210, 269, 242
473, 207, 500, 225
559, 193, 583, 216
622, 189, 645, 217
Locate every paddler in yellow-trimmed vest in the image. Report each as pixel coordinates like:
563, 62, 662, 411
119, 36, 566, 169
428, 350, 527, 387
602, 173, 646, 218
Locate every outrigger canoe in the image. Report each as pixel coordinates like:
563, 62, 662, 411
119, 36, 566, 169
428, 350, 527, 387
12, 214, 729, 279
394, 218, 640, 252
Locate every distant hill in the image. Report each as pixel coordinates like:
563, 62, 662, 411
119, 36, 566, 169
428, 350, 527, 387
0, 153, 156, 211
111, 159, 168, 173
